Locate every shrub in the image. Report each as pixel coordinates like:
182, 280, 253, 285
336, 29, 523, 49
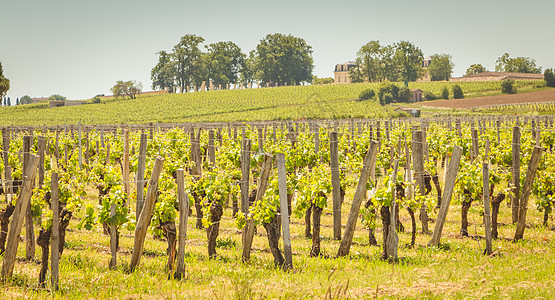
501, 78, 517, 94
441, 86, 449, 99
545, 68, 555, 87
452, 85, 464, 99
358, 88, 375, 101
398, 86, 412, 102
424, 91, 437, 100
91, 96, 102, 104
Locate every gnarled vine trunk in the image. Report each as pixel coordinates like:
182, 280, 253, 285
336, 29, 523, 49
461, 200, 473, 237
162, 221, 177, 270
491, 193, 505, 239
192, 191, 204, 229
407, 207, 416, 247
263, 215, 284, 267
37, 228, 51, 287
207, 202, 223, 258
304, 205, 312, 238
310, 203, 323, 257
0, 204, 15, 254
380, 205, 391, 259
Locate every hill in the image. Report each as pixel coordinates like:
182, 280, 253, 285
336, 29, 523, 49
0, 80, 544, 126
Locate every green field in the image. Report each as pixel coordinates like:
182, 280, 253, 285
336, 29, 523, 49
0, 80, 543, 126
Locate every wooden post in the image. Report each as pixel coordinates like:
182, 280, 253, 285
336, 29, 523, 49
1, 154, 40, 279
514, 146, 544, 241
482, 162, 493, 255
123, 130, 130, 206
50, 172, 59, 290
257, 128, 264, 152
23, 135, 35, 261
240, 139, 251, 218
129, 156, 165, 272
471, 128, 479, 162
109, 202, 117, 269
413, 131, 429, 234
175, 169, 189, 278
337, 140, 379, 257
208, 129, 215, 166
276, 153, 293, 269
330, 132, 341, 240
3, 128, 10, 203
78, 121, 82, 169
428, 146, 463, 246
242, 154, 273, 262
511, 126, 521, 224
136, 133, 147, 220
386, 160, 400, 261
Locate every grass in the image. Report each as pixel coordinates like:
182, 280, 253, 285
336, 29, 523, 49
0, 80, 546, 126
2, 183, 555, 299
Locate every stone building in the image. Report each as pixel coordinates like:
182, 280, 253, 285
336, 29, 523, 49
333, 61, 357, 84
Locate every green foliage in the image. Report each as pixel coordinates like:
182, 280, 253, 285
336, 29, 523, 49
91, 96, 102, 104
0, 62, 9, 100
452, 84, 464, 99
111, 80, 142, 99
358, 88, 375, 101
20, 95, 33, 105
204, 41, 245, 88
394, 41, 424, 83
377, 82, 400, 105
48, 94, 66, 101
312, 76, 334, 85
424, 90, 437, 100
465, 64, 487, 76
255, 33, 313, 86
172, 34, 205, 92
544, 68, 555, 87
398, 86, 411, 102
151, 50, 176, 92
441, 86, 449, 99
495, 53, 542, 74
501, 78, 517, 94
428, 54, 454, 81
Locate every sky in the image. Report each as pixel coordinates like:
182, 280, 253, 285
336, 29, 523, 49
1, 0, 554, 101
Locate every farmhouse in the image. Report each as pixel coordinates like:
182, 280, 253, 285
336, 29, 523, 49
49, 100, 87, 108
394, 107, 421, 117
334, 57, 433, 84
410, 89, 423, 102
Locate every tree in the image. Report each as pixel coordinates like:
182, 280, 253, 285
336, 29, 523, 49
172, 34, 205, 92
20, 95, 33, 105
452, 85, 464, 99
427, 54, 454, 81
465, 64, 487, 76
501, 78, 517, 94
254, 33, 313, 86
312, 76, 334, 85
151, 51, 176, 92
7, 97, 11, 106
111, 80, 142, 99
358, 88, 375, 101
0, 62, 10, 101
204, 41, 245, 89
48, 94, 67, 101
354, 42, 399, 83
495, 53, 542, 73
393, 41, 424, 84
544, 68, 555, 87
16, 98, 19, 105
239, 50, 258, 86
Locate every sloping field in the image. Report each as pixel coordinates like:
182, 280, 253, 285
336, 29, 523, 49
420, 88, 555, 109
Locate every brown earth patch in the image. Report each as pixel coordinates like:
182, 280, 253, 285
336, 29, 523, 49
419, 88, 555, 109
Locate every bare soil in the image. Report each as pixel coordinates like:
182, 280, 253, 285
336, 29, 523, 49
419, 88, 555, 109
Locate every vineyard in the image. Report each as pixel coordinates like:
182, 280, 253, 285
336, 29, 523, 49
1, 116, 555, 298
0, 80, 545, 126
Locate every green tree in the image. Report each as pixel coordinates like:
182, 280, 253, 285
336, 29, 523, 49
452, 85, 464, 99
111, 80, 142, 99
172, 34, 205, 92
427, 54, 454, 81
20, 95, 33, 104
358, 88, 375, 101
239, 50, 258, 86
501, 78, 517, 94
151, 51, 176, 92
441, 86, 449, 99
393, 41, 424, 84
348, 66, 364, 83
495, 53, 542, 73
204, 41, 245, 89
48, 94, 67, 101
16, 98, 19, 105
7, 97, 11, 106
254, 33, 313, 86
465, 64, 487, 76
355, 41, 382, 82
312, 76, 334, 85
0, 62, 10, 101
544, 68, 555, 87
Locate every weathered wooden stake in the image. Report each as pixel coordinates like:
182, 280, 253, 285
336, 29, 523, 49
129, 156, 165, 272
123, 130, 130, 206
514, 146, 544, 241
276, 153, 293, 269
337, 140, 379, 257
50, 172, 59, 290
330, 132, 341, 240
428, 146, 463, 246
483, 162, 493, 255
175, 169, 189, 278
511, 126, 521, 223
136, 133, 147, 219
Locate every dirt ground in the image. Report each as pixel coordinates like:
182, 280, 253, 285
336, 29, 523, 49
419, 88, 555, 109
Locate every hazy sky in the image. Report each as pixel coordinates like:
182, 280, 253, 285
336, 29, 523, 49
1, 0, 554, 101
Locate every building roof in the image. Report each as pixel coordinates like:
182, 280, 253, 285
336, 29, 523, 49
450, 71, 544, 82
337, 61, 357, 66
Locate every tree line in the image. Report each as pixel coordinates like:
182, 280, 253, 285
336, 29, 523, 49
150, 33, 314, 93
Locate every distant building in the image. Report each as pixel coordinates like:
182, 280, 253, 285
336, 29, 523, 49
419, 57, 433, 82
49, 100, 87, 108
333, 61, 357, 84
410, 89, 423, 102
394, 107, 421, 117
450, 71, 544, 82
